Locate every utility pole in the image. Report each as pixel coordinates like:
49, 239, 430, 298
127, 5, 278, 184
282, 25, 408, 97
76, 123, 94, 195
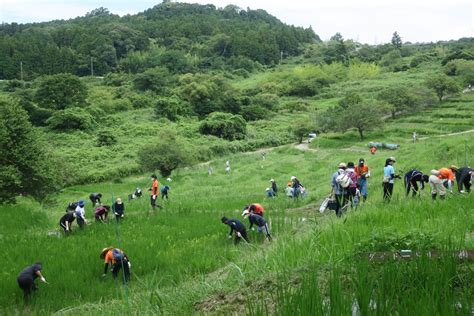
90, 57, 94, 77
20, 61, 23, 81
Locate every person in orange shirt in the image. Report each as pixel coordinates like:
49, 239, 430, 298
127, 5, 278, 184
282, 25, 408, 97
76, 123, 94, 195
354, 158, 370, 202
429, 167, 455, 200
438, 167, 455, 192
243, 203, 265, 217
100, 247, 130, 282
150, 174, 159, 210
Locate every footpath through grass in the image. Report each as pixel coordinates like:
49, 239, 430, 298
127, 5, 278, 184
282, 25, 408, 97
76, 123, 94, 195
0, 134, 472, 314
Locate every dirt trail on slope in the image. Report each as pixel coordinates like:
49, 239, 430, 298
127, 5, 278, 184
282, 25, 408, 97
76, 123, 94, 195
417, 129, 474, 141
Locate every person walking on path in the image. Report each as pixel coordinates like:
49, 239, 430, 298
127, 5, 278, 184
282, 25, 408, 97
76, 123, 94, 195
150, 174, 160, 210
60, 211, 76, 234
89, 193, 102, 206
113, 198, 125, 220
75, 200, 87, 229
404, 169, 429, 196
383, 157, 399, 202
355, 158, 370, 202
100, 247, 130, 282
221, 217, 249, 244
17, 262, 47, 300
243, 211, 272, 241
454, 165, 473, 193
331, 163, 349, 217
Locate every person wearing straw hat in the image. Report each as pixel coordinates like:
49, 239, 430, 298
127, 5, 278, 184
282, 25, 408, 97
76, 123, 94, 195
17, 262, 47, 300
221, 216, 249, 244
75, 199, 87, 229
112, 198, 125, 221
100, 247, 130, 282
453, 165, 473, 193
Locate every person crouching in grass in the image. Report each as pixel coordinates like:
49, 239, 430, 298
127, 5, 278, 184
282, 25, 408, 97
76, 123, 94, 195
17, 262, 47, 301
113, 198, 125, 221
221, 216, 249, 244
100, 247, 130, 282
95, 205, 110, 223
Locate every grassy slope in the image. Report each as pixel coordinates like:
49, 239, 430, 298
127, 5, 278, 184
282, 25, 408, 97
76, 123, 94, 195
1, 132, 472, 314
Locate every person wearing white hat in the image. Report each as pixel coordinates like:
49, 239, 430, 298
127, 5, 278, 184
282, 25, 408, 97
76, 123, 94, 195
331, 163, 349, 217
383, 157, 399, 201
75, 199, 87, 229
270, 179, 278, 196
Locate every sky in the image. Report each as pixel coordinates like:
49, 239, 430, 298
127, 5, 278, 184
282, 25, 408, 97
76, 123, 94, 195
0, 0, 473, 44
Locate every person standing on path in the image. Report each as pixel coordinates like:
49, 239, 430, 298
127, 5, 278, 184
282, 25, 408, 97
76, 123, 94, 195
150, 174, 159, 210
75, 200, 87, 229
412, 131, 417, 143
17, 262, 47, 300
355, 158, 370, 202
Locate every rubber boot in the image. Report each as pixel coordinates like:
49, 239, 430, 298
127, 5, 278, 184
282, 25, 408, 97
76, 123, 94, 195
431, 193, 437, 200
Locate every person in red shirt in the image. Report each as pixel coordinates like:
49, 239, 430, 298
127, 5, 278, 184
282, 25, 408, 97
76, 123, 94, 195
370, 147, 377, 155
243, 203, 265, 217
100, 247, 130, 282
150, 174, 159, 210
354, 158, 370, 201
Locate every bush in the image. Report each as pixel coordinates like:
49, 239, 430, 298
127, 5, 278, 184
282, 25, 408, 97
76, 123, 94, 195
199, 112, 247, 140
47, 107, 94, 131
251, 93, 279, 110
133, 67, 172, 93
154, 96, 191, 121
241, 105, 268, 121
96, 129, 117, 147
138, 129, 194, 177
128, 93, 155, 109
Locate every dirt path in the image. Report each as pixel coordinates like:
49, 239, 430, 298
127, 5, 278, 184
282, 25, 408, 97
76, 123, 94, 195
417, 129, 474, 141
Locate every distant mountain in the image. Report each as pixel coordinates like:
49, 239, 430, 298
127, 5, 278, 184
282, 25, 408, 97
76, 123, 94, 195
0, 2, 319, 79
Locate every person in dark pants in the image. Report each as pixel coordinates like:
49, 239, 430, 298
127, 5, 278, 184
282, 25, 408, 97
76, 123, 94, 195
89, 193, 102, 206
75, 200, 87, 229
404, 169, 429, 196
346, 162, 358, 208
95, 205, 110, 222
112, 198, 125, 221
383, 157, 399, 201
150, 174, 160, 210
453, 165, 473, 193
244, 211, 272, 241
100, 247, 130, 283
59, 211, 76, 234
221, 216, 249, 244
270, 179, 278, 196
161, 185, 170, 199
17, 262, 47, 300
331, 163, 349, 217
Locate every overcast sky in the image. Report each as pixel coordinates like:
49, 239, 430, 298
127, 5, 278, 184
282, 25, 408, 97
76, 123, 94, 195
0, 0, 472, 43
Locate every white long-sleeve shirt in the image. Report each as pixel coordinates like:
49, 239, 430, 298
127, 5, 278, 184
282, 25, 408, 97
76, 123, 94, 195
75, 206, 85, 220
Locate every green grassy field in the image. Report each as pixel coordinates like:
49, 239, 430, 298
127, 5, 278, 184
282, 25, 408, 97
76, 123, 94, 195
1, 132, 472, 314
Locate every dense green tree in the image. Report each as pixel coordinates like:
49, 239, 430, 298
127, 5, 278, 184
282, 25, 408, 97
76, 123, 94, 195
46, 107, 94, 131
34, 73, 88, 110
290, 119, 314, 143
0, 98, 60, 203
391, 31, 402, 49
133, 67, 172, 93
199, 112, 247, 140
426, 74, 461, 102
377, 87, 415, 118
138, 129, 194, 177
154, 96, 191, 121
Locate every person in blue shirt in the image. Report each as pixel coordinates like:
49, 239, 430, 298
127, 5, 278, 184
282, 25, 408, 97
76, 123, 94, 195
383, 157, 400, 201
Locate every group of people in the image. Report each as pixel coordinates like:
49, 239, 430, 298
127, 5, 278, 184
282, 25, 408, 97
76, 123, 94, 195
331, 158, 370, 217
221, 203, 271, 244
330, 157, 472, 217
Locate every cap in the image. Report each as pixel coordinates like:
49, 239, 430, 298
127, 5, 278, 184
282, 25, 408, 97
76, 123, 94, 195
78, 200, 85, 207
389, 157, 396, 162
338, 162, 347, 168
221, 216, 228, 223
242, 210, 250, 217
290, 176, 296, 181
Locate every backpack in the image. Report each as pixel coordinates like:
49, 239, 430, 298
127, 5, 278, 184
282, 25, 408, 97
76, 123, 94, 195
112, 248, 124, 261
66, 202, 78, 212
336, 173, 352, 188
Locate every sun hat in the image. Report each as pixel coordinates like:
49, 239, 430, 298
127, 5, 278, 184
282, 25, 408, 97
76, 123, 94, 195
242, 209, 250, 217
389, 157, 396, 162
449, 165, 459, 171
338, 162, 347, 169
270, 179, 275, 182
100, 247, 114, 259
290, 176, 296, 181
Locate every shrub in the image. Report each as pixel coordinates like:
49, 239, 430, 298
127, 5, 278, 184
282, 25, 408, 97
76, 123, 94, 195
252, 93, 279, 110
46, 107, 94, 131
154, 96, 191, 121
133, 67, 172, 93
199, 112, 247, 140
96, 129, 117, 147
128, 93, 154, 109
241, 105, 268, 121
